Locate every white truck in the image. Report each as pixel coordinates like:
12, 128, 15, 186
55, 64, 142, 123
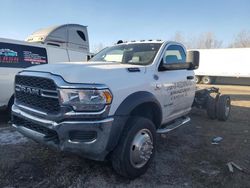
194, 48, 250, 84
11, 40, 231, 178
0, 24, 90, 114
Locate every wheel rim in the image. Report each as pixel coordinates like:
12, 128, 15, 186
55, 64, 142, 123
225, 98, 230, 117
130, 129, 154, 168
195, 77, 199, 83
203, 77, 210, 84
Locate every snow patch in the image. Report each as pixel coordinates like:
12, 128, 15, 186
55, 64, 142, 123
0, 128, 28, 145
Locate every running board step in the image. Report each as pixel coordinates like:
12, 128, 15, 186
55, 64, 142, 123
157, 116, 191, 134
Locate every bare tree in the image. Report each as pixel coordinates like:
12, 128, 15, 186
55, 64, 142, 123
229, 30, 250, 48
195, 32, 222, 49
171, 32, 222, 49
172, 32, 185, 43
171, 32, 192, 48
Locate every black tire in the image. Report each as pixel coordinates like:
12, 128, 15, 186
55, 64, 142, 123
195, 76, 201, 84
206, 96, 217, 119
216, 95, 231, 121
111, 117, 156, 179
7, 96, 14, 119
202, 76, 213, 84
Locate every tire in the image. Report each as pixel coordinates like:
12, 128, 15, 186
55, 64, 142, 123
202, 76, 213, 84
111, 117, 156, 179
7, 96, 14, 119
206, 96, 217, 119
195, 76, 201, 84
216, 95, 231, 121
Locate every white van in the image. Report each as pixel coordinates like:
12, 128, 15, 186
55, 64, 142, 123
0, 24, 90, 113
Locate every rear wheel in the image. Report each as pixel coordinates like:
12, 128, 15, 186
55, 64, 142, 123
111, 117, 156, 179
216, 95, 231, 121
206, 96, 217, 119
202, 76, 213, 84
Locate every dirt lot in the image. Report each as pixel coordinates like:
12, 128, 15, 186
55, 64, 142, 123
0, 84, 249, 188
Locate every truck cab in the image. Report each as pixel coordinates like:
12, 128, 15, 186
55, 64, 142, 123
12, 40, 201, 178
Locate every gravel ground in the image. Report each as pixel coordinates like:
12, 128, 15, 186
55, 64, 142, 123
0, 84, 250, 188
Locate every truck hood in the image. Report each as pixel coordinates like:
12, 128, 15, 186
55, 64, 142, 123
25, 61, 146, 85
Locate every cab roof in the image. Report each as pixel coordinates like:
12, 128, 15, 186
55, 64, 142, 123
116, 39, 164, 45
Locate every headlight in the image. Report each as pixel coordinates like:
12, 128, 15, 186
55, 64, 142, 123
59, 89, 112, 112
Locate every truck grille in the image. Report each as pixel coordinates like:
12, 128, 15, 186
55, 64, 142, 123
15, 75, 60, 114
15, 75, 56, 90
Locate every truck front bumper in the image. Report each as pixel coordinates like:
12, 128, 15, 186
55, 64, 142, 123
12, 105, 114, 161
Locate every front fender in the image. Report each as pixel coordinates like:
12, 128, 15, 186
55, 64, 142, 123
105, 91, 162, 152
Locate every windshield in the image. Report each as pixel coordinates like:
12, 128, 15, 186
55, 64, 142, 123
90, 43, 162, 65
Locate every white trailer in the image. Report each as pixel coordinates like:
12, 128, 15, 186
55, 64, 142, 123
0, 24, 91, 113
194, 48, 250, 84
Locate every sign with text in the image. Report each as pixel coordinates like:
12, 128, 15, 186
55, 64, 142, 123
0, 42, 48, 68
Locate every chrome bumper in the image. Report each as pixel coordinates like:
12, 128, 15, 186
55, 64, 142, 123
12, 105, 114, 161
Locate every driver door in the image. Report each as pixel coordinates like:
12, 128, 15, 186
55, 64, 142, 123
157, 44, 195, 123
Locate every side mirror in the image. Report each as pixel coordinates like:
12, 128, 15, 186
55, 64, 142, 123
187, 51, 199, 70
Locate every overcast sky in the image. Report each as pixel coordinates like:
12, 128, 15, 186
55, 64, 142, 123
0, 0, 249, 49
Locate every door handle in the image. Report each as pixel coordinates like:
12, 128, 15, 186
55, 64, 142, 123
187, 76, 194, 80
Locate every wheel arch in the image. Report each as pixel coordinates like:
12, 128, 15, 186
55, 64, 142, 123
106, 91, 162, 153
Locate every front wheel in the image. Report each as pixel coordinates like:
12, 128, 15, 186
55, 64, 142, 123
111, 117, 156, 179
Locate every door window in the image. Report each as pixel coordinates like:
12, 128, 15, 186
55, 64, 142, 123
163, 45, 186, 64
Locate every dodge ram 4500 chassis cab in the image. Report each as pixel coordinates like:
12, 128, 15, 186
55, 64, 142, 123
12, 40, 231, 179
